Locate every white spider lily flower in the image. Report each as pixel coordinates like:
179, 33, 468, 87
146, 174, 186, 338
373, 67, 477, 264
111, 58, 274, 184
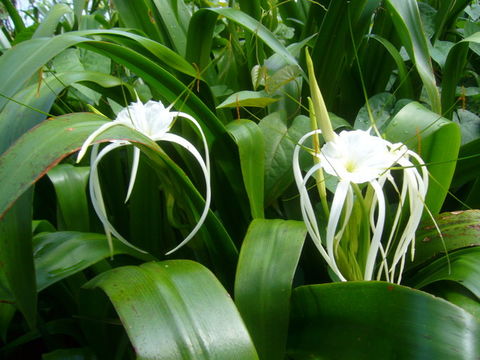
77, 99, 210, 255
293, 128, 428, 284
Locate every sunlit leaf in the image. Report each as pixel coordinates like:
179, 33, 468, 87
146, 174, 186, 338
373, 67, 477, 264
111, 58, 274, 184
85, 261, 259, 359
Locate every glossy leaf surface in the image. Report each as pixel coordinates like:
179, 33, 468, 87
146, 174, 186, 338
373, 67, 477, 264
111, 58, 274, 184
235, 219, 306, 360
86, 260, 259, 360
288, 282, 480, 359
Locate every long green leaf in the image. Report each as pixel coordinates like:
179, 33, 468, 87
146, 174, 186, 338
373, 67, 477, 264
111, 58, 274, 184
235, 219, 306, 360
226, 120, 265, 219
368, 34, 414, 99
47, 164, 90, 232
288, 282, 480, 359
409, 247, 480, 299
0, 35, 93, 111
385, 0, 441, 113
150, 0, 190, 56
111, 0, 166, 44
0, 71, 125, 154
409, 210, 480, 270
0, 114, 106, 219
0, 190, 36, 328
187, 8, 299, 73
310, 0, 370, 112
34, 231, 153, 292
442, 32, 480, 119
433, 0, 472, 42
33, 4, 71, 38
85, 261, 259, 359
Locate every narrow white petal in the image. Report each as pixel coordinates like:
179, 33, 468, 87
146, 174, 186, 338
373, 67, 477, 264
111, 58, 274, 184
76, 121, 128, 163
125, 147, 141, 203
364, 180, 386, 281
89, 143, 147, 254
293, 132, 340, 273
326, 180, 350, 281
162, 133, 211, 255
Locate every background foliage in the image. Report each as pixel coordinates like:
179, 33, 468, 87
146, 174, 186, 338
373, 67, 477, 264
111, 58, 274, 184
0, 0, 479, 358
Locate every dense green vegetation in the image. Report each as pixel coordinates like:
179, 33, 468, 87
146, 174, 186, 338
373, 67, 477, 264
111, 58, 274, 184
0, 0, 479, 358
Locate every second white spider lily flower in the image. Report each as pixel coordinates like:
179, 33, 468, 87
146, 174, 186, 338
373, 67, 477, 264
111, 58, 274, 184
77, 99, 210, 255
297, 49, 429, 284
293, 128, 428, 283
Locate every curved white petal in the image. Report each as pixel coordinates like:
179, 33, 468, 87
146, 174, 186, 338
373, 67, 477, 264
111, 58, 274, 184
326, 180, 350, 281
293, 131, 338, 271
125, 147, 140, 203
364, 180, 386, 281
76, 121, 130, 162
161, 133, 211, 255
89, 143, 147, 254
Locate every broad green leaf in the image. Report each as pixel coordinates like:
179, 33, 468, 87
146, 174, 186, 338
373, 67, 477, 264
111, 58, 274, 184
259, 113, 310, 205
288, 282, 480, 359
354, 92, 396, 131
427, 282, 480, 321
235, 219, 306, 360
385, 101, 461, 215
265, 65, 302, 94
453, 109, 480, 145
218, 91, 278, 109
227, 120, 265, 219
431, 40, 455, 69
47, 164, 90, 232
409, 247, 480, 300
0, 190, 36, 328
409, 210, 480, 270
85, 261, 259, 360
33, 4, 71, 38
385, 0, 441, 114
34, 231, 153, 292
251, 65, 268, 90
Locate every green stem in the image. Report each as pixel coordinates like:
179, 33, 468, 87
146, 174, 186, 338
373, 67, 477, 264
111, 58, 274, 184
308, 97, 329, 217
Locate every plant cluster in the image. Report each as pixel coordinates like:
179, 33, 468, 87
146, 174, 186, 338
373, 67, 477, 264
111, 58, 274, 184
0, 0, 479, 358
